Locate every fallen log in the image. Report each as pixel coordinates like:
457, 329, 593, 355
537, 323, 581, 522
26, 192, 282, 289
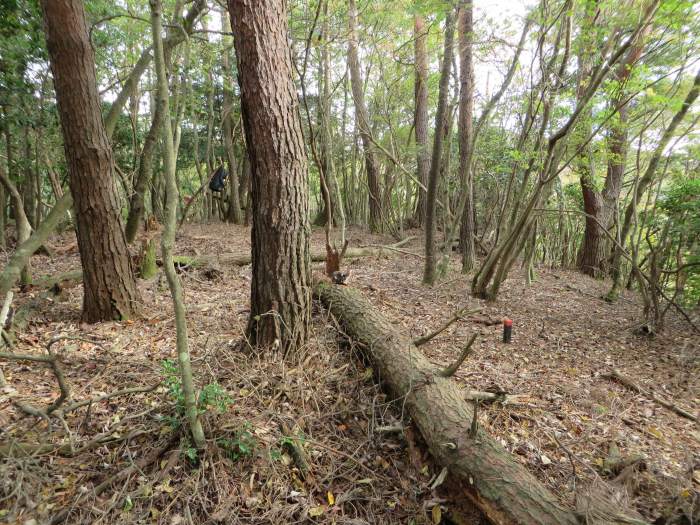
172, 236, 416, 268
314, 281, 579, 525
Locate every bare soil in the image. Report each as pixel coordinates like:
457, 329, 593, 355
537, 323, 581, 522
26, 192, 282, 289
0, 224, 698, 524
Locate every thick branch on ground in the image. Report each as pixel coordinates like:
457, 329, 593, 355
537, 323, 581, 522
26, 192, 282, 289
314, 281, 579, 525
602, 369, 697, 422
414, 307, 481, 346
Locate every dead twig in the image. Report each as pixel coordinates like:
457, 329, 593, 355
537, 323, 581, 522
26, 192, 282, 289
438, 334, 477, 377
413, 307, 481, 347
602, 368, 698, 423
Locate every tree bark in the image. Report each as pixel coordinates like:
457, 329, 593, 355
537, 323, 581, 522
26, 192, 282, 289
221, 9, 242, 225
314, 282, 579, 525
124, 77, 165, 243
413, 13, 430, 227
0, 162, 33, 285
423, 10, 456, 285
347, 0, 382, 233
228, 0, 312, 351
41, 0, 140, 322
458, 2, 476, 272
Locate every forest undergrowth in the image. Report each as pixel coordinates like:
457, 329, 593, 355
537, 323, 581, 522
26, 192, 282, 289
0, 224, 697, 524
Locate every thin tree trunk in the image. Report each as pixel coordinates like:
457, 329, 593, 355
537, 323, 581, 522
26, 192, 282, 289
125, 74, 166, 243
458, 2, 476, 272
0, 194, 73, 297
221, 9, 242, 224
0, 164, 32, 285
316, 1, 345, 238
423, 10, 456, 285
228, 0, 312, 351
149, 0, 205, 448
413, 13, 430, 227
347, 0, 382, 233
41, 0, 140, 322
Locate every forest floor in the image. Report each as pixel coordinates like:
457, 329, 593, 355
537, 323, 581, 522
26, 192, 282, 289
0, 224, 698, 525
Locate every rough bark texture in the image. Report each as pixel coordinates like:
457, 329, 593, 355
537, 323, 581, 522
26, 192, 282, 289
315, 282, 579, 525
458, 2, 476, 272
228, 0, 311, 350
41, 0, 140, 322
423, 11, 455, 285
413, 14, 430, 227
348, 0, 382, 233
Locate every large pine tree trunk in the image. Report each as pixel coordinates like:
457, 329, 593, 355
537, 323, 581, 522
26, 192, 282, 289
315, 282, 579, 525
41, 0, 140, 322
228, 0, 311, 351
347, 0, 382, 233
412, 14, 430, 227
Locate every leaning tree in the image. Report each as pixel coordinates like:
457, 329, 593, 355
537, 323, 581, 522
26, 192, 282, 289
40, 0, 140, 322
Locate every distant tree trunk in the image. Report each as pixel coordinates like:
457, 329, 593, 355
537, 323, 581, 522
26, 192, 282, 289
0, 183, 5, 249
41, 0, 140, 322
347, 0, 382, 233
315, 1, 345, 236
0, 164, 32, 285
228, 0, 311, 351
221, 9, 242, 224
412, 14, 430, 227
458, 2, 476, 272
21, 125, 37, 229
423, 10, 456, 285
125, 79, 165, 243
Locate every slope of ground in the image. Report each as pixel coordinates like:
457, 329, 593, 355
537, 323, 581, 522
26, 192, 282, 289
0, 224, 697, 524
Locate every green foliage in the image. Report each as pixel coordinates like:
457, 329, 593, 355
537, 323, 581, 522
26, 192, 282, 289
217, 423, 257, 462
161, 359, 233, 421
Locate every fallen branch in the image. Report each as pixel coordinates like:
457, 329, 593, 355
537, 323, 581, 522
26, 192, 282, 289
464, 390, 534, 406
439, 334, 477, 377
49, 433, 176, 525
314, 281, 579, 524
602, 368, 697, 423
0, 428, 148, 459
173, 236, 417, 268
413, 307, 481, 347
56, 384, 159, 417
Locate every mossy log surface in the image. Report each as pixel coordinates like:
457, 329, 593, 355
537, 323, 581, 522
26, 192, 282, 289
314, 281, 579, 525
